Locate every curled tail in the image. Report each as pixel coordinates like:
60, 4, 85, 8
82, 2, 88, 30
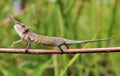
65, 38, 113, 45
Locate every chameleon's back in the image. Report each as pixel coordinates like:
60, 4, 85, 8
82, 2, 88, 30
37, 35, 65, 46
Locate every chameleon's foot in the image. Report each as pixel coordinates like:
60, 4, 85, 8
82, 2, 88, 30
60, 50, 64, 54
25, 49, 29, 53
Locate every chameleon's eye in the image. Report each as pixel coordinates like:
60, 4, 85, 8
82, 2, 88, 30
23, 29, 29, 33
21, 24, 25, 27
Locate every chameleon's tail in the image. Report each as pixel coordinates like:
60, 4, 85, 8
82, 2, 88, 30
65, 38, 113, 45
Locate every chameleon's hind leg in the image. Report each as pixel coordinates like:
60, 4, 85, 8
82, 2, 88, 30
64, 43, 75, 55
25, 38, 31, 53
57, 43, 70, 54
64, 43, 70, 49
57, 46, 64, 54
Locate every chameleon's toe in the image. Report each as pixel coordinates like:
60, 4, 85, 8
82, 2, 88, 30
25, 49, 28, 53
60, 50, 64, 54
61, 52, 64, 54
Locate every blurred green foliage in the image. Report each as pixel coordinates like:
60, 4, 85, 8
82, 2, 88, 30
0, 0, 120, 76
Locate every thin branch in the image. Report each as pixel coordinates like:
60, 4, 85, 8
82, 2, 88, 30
0, 47, 120, 54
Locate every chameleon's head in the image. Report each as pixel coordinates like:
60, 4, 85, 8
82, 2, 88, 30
9, 16, 31, 38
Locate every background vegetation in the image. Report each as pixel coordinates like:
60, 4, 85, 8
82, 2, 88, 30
0, 0, 120, 76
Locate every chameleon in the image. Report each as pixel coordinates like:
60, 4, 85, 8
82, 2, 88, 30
9, 16, 112, 54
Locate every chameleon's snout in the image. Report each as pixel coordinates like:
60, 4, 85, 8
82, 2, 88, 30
9, 15, 19, 24
8, 16, 14, 21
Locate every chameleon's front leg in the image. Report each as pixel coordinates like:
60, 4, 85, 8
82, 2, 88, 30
25, 38, 31, 53
12, 38, 24, 47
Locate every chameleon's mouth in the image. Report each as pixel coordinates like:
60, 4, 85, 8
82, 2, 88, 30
14, 24, 25, 34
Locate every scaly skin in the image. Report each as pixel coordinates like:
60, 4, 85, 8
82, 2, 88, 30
9, 16, 112, 54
